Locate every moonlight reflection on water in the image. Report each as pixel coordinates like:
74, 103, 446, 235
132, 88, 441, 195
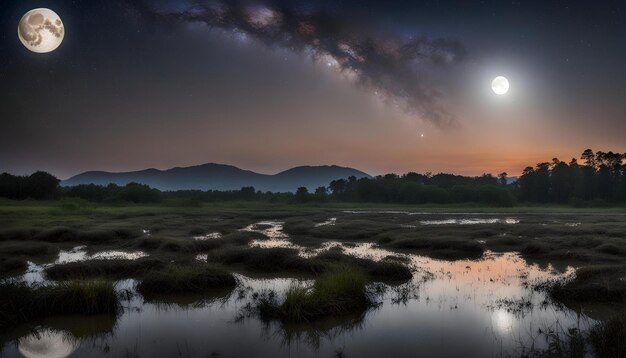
18, 329, 76, 358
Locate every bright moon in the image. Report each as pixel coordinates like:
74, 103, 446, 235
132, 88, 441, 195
18, 8, 64, 53
492, 76, 509, 95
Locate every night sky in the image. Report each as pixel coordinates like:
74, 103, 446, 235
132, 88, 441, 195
1, 0, 625, 179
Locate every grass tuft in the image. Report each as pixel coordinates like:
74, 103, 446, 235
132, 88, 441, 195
45, 258, 167, 280
550, 265, 626, 303
257, 269, 373, 323
313, 251, 413, 282
211, 246, 412, 281
0, 257, 27, 277
137, 264, 236, 297
385, 236, 485, 260
0, 280, 119, 330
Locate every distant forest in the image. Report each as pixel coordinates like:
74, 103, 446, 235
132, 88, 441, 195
1, 149, 624, 207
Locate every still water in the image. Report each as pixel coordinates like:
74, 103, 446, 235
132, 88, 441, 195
1, 220, 592, 358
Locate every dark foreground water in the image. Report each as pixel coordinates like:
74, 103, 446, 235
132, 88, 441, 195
1, 255, 589, 357
1, 217, 596, 358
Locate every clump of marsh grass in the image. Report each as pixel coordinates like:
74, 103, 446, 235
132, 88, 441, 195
137, 264, 236, 297
132, 231, 262, 254
550, 265, 626, 303
364, 260, 413, 281
32, 227, 139, 243
0, 228, 39, 242
212, 247, 325, 273
191, 231, 265, 252
45, 258, 167, 280
313, 250, 413, 282
255, 269, 375, 323
0, 241, 59, 257
0, 257, 27, 276
211, 246, 412, 282
596, 243, 624, 256
0, 280, 120, 330
384, 236, 485, 260
43, 281, 121, 315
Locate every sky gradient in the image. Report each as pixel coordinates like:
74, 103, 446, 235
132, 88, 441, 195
1, 0, 625, 179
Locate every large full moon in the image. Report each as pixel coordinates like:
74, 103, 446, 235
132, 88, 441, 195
492, 76, 509, 95
18, 8, 64, 53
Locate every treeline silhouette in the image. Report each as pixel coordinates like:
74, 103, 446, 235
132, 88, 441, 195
517, 149, 626, 205
0, 172, 515, 206
63, 183, 162, 203
0, 149, 623, 206
321, 173, 513, 206
0, 172, 60, 200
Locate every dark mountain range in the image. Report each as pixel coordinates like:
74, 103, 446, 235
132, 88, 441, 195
61, 163, 371, 192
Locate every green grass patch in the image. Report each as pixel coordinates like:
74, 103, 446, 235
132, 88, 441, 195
45, 258, 167, 280
0, 280, 120, 330
550, 265, 626, 303
211, 246, 412, 282
313, 250, 413, 282
257, 269, 374, 323
384, 236, 485, 260
137, 264, 237, 297
211, 247, 324, 273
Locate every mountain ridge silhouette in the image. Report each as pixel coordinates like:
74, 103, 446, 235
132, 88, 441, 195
62, 163, 371, 192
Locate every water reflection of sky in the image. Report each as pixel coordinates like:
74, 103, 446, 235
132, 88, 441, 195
1, 217, 597, 358
2, 249, 587, 358
7, 246, 148, 285
420, 218, 520, 225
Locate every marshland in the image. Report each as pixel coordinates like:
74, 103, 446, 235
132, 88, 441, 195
6, 0, 626, 356
1, 200, 625, 357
